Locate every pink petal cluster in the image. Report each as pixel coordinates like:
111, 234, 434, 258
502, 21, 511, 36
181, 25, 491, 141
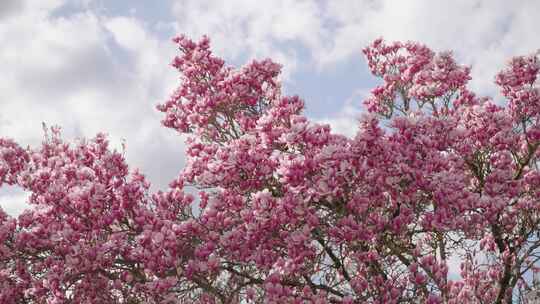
495, 51, 540, 144
496, 52, 540, 119
362, 39, 471, 117
1, 36, 539, 303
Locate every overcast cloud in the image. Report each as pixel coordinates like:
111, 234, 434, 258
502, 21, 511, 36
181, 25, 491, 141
1, 0, 539, 218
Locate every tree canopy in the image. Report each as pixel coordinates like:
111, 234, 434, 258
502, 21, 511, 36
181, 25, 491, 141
1, 35, 539, 303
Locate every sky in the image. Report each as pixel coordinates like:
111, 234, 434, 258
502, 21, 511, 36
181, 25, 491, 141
1, 0, 539, 217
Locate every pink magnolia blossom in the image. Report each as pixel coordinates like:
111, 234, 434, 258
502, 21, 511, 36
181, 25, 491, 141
1, 35, 539, 303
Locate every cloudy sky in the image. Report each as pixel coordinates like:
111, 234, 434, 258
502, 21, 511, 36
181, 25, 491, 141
1, 0, 539, 216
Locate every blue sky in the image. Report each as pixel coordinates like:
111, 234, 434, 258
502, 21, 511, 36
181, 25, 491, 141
1, 0, 539, 216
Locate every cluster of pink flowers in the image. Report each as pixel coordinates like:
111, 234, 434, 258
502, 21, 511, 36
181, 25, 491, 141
0, 138, 29, 187
362, 39, 471, 117
1, 36, 540, 303
496, 52, 540, 119
495, 52, 540, 145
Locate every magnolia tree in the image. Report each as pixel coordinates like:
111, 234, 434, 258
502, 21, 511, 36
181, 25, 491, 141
1, 35, 539, 304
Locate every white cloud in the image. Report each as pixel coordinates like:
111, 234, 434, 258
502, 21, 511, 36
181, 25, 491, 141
170, 0, 325, 80
105, 16, 149, 51
315, 89, 368, 138
319, 0, 540, 96
0, 186, 30, 218
0, 9, 110, 145
0, 2, 186, 216
170, 0, 539, 97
